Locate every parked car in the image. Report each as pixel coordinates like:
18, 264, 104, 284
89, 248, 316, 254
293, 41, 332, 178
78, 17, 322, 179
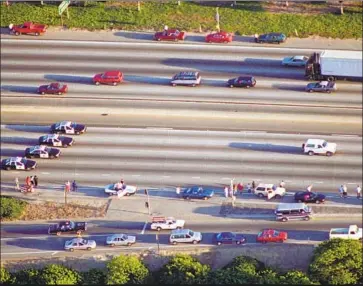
253, 183, 286, 200
25, 145, 61, 159
153, 29, 186, 41
205, 31, 233, 43
256, 229, 288, 243
48, 220, 87, 236
38, 83, 68, 95
302, 139, 337, 157
64, 238, 96, 252
1, 157, 36, 171
9, 22, 46, 36
170, 71, 201, 87
181, 186, 214, 200
106, 234, 136, 247
282, 55, 309, 67
305, 81, 337, 93
227, 75, 256, 88
104, 183, 138, 197
39, 134, 74, 148
50, 121, 86, 135
169, 229, 202, 245
256, 33, 286, 44
150, 216, 185, 231
294, 191, 326, 204
93, 70, 123, 86
329, 225, 362, 240
213, 232, 246, 246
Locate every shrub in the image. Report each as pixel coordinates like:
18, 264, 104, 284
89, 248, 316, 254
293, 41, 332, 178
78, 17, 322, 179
38, 264, 80, 285
1, 267, 14, 285
80, 268, 106, 285
13, 268, 41, 285
0, 196, 27, 220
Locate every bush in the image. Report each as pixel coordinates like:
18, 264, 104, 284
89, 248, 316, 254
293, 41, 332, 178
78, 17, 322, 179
0, 196, 27, 220
13, 268, 41, 285
38, 264, 80, 285
1, 267, 14, 285
279, 270, 319, 285
80, 268, 106, 285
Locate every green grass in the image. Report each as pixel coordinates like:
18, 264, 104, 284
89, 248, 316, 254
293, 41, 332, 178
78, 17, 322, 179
0, 196, 28, 220
1, 2, 362, 38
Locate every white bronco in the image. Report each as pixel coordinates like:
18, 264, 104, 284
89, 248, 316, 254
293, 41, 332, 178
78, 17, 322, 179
253, 183, 286, 200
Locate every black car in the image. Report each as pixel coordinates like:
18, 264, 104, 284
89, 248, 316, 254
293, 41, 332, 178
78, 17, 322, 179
48, 220, 87, 235
181, 186, 214, 200
213, 232, 246, 246
25, 145, 61, 159
227, 76, 256, 88
50, 121, 86, 135
1, 157, 37, 171
294, 191, 326, 204
39, 134, 74, 148
256, 33, 286, 44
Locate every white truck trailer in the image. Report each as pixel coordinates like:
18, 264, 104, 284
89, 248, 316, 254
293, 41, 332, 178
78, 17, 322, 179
305, 50, 362, 81
329, 225, 362, 240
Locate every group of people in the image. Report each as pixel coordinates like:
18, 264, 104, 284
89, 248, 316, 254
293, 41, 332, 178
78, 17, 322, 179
224, 180, 258, 198
64, 180, 78, 193
338, 184, 361, 199
115, 179, 126, 192
15, 176, 38, 193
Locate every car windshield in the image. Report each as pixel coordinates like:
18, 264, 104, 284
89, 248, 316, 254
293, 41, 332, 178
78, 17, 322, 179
272, 231, 279, 236
70, 221, 75, 229
189, 231, 194, 236
121, 234, 127, 240
20, 158, 27, 164
322, 141, 327, 147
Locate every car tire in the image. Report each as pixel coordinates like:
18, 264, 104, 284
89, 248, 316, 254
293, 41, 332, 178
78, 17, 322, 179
50, 155, 55, 159
56, 232, 61, 236
217, 241, 222, 246
15, 31, 20, 36
192, 240, 198, 244
174, 38, 178, 42
192, 84, 196, 87
308, 151, 314, 156
95, 81, 100, 85
69, 248, 74, 252
275, 195, 282, 199
258, 193, 264, 198
63, 145, 68, 148
127, 242, 132, 246
110, 243, 115, 247
125, 193, 131, 196
87, 247, 92, 251
327, 76, 335, 82
41, 91, 45, 95
229, 85, 234, 88
157, 38, 161, 41
113, 82, 117, 86
26, 167, 31, 171
309, 89, 313, 93
76, 230, 82, 235
281, 217, 288, 222
326, 151, 333, 157
236, 241, 241, 245
156, 227, 161, 231
35, 32, 39, 36
327, 90, 331, 94
5, 166, 10, 171
203, 197, 208, 200
75, 131, 80, 135
185, 196, 190, 200
172, 241, 177, 245
279, 239, 284, 243
171, 83, 176, 87
304, 216, 310, 221
58, 92, 62, 95
246, 85, 250, 88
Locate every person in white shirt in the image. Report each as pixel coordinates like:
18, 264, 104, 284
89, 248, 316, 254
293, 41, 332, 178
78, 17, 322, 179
279, 180, 286, 188
307, 185, 313, 192
176, 187, 180, 196
356, 185, 361, 199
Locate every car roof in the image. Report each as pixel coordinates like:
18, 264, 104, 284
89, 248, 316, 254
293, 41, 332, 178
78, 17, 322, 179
320, 81, 329, 85
256, 183, 275, 188
7, 157, 23, 163
237, 75, 254, 80
104, 70, 121, 76
110, 234, 126, 238
276, 203, 307, 211
305, 139, 325, 144
50, 82, 60, 87
292, 56, 306, 60
171, 229, 192, 234
268, 32, 284, 36
177, 71, 198, 76
44, 134, 59, 140
70, 238, 86, 243
30, 145, 47, 151
55, 121, 72, 128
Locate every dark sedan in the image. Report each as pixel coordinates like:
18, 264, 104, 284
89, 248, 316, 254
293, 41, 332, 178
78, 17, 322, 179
256, 33, 286, 44
227, 76, 256, 88
181, 186, 214, 200
50, 121, 86, 135
213, 232, 246, 246
294, 191, 326, 204
48, 220, 87, 236
25, 145, 61, 159
39, 134, 74, 148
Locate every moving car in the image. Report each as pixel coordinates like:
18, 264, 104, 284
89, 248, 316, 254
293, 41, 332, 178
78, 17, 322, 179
213, 232, 246, 246
169, 229, 202, 245
10, 22, 46, 36
256, 229, 288, 243
227, 75, 256, 88
205, 31, 233, 43
253, 183, 286, 200
93, 70, 123, 86
25, 145, 61, 159
38, 83, 68, 95
106, 234, 136, 247
281, 55, 308, 67
1, 157, 36, 171
181, 186, 214, 200
170, 71, 201, 87
104, 183, 137, 197
294, 191, 326, 204
150, 216, 185, 231
329, 225, 362, 240
48, 220, 87, 236
50, 121, 86, 135
153, 29, 186, 41
305, 81, 337, 93
64, 238, 96, 252
39, 134, 74, 148
302, 139, 337, 157
275, 203, 313, 222
255, 33, 286, 44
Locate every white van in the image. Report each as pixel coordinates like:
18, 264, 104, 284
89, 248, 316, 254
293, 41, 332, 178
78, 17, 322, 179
302, 139, 337, 156
169, 229, 202, 245
170, 71, 201, 87
275, 203, 313, 222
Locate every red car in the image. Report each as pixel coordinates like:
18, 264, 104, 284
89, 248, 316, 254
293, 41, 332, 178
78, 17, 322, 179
153, 29, 186, 42
256, 229, 288, 243
93, 70, 123, 86
38, 83, 68, 95
10, 22, 46, 36
205, 31, 233, 43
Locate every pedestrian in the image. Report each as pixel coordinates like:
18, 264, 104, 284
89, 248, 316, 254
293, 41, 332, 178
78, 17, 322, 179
224, 186, 229, 198
339, 185, 344, 198
33, 175, 38, 188
246, 183, 252, 193
71, 180, 78, 192
120, 179, 126, 190
176, 187, 180, 196
65, 181, 71, 193
30, 175, 35, 186
254, 33, 259, 42
252, 180, 256, 190
306, 184, 313, 192
356, 185, 361, 199
279, 180, 285, 188
233, 184, 238, 195
15, 177, 20, 191
238, 182, 244, 195
342, 184, 348, 198
25, 176, 31, 187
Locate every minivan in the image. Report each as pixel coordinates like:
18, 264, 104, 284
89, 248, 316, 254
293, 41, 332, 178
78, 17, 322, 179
170, 71, 201, 87
169, 229, 202, 245
275, 203, 312, 222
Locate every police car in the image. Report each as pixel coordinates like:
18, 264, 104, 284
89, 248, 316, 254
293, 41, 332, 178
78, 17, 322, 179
38, 134, 74, 148
1, 157, 37, 171
50, 121, 86, 135
25, 145, 61, 159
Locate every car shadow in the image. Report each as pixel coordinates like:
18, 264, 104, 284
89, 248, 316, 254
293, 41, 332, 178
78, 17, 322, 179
1, 136, 39, 146
272, 83, 305, 92
242, 58, 283, 68
0, 27, 10, 35
124, 75, 171, 86
44, 74, 93, 85
4, 124, 50, 133
0, 148, 24, 157
184, 35, 206, 43
1, 85, 38, 94
229, 142, 303, 155
6, 238, 66, 251
114, 31, 153, 41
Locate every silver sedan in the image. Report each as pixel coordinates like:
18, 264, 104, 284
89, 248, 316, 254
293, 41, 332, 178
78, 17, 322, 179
64, 238, 96, 251
106, 234, 136, 247
281, 55, 308, 67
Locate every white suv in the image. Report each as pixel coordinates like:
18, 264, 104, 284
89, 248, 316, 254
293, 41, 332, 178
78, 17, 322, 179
302, 139, 337, 157
254, 183, 286, 199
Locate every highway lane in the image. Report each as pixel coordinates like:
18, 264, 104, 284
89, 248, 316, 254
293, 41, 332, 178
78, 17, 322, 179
1, 126, 362, 192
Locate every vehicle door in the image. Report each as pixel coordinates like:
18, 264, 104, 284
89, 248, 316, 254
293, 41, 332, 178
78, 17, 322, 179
19, 24, 28, 33
16, 162, 25, 170
191, 189, 198, 198
118, 237, 125, 245
316, 144, 324, 154
290, 209, 300, 220
40, 150, 48, 158
223, 233, 233, 244
78, 241, 85, 250
166, 221, 174, 230
10, 161, 17, 170
53, 138, 62, 147
267, 188, 274, 200
65, 125, 74, 134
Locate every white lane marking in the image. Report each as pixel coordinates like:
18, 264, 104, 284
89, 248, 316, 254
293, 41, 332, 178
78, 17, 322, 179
2, 250, 60, 255
162, 176, 170, 178
132, 174, 141, 177
74, 173, 80, 176
51, 251, 59, 256
221, 177, 230, 180
314, 181, 324, 184
192, 177, 201, 179
41, 172, 50, 175
347, 182, 358, 185
101, 174, 111, 176
140, 222, 148, 235
146, 127, 173, 130
332, 134, 359, 137
241, 131, 267, 134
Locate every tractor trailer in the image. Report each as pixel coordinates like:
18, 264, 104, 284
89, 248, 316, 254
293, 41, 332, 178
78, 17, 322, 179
305, 50, 362, 81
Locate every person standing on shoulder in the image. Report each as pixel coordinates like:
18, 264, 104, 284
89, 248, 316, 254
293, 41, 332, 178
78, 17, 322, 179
34, 175, 38, 188
356, 185, 361, 199
342, 184, 348, 198
224, 186, 229, 198
338, 185, 344, 198
72, 180, 78, 192
176, 187, 180, 197
279, 180, 285, 188
306, 184, 313, 192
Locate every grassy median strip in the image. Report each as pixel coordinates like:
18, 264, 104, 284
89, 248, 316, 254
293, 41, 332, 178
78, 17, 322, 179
1, 2, 362, 39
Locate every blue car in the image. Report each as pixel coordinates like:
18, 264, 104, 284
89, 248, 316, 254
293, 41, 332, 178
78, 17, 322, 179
213, 232, 247, 246
182, 186, 214, 200
256, 33, 286, 44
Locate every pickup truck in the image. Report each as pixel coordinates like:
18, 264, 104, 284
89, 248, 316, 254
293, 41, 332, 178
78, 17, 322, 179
253, 183, 286, 200
329, 225, 362, 240
9, 22, 46, 36
150, 216, 185, 231
48, 220, 87, 236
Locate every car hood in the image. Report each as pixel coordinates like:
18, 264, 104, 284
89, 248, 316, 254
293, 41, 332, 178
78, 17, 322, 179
306, 83, 316, 88
175, 219, 185, 227
326, 142, 337, 151
228, 78, 237, 83
38, 85, 48, 90
258, 34, 267, 39
203, 190, 214, 196
73, 124, 86, 132
154, 32, 164, 37
60, 136, 74, 145
282, 57, 292, 63
93, 73, 102, 79
49, 148, 61, 156
25, 160, 37, 168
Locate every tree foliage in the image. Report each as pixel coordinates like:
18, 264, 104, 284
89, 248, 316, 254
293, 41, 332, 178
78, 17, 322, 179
13, 268, 41, 285
157, 254, 210, 285
309, 239, 362, 285
280, 270, 319, 285
1, 267, 14, 285
80, 268, 106, 285
106, 254, 149, 285
0, 196, 28, 220
38, 264, 80, 285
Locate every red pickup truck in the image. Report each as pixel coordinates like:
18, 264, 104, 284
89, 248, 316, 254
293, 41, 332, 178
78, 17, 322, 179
10, 22, 47, 36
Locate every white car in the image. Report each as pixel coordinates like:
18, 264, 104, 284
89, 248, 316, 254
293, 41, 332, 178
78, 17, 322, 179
302, 139, 337, 157
150, 216, 185, 231
329, 225, 362, 240
64, 238, 96, 252
104, 183, 137, 197
253, 183, 286, 200
281, 55, 308, 67
106, 234, 136, 247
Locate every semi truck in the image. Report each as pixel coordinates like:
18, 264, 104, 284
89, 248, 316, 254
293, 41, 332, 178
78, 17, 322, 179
329, 225, 362, 240
305, 50, 362, 81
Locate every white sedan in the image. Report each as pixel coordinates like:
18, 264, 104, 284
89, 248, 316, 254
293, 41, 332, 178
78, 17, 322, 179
281, 55, 308, 67
104, 183, 137, 197
64, 238, 96, 252
106, 234, 136, 247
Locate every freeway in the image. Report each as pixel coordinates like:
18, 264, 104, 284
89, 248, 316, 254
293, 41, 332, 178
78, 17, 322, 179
1, 219, 362, 260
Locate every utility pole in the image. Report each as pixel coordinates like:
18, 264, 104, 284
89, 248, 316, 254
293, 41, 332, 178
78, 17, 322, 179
215, 7, 220, 32
145, 189, 151, 215
137, 1, 141, 12
64, 185, 68, 206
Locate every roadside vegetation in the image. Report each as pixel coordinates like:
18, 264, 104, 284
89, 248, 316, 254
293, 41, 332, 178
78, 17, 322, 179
1, 1, 362, 38
1, 240, 362, 285
0, 196, 28, 221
